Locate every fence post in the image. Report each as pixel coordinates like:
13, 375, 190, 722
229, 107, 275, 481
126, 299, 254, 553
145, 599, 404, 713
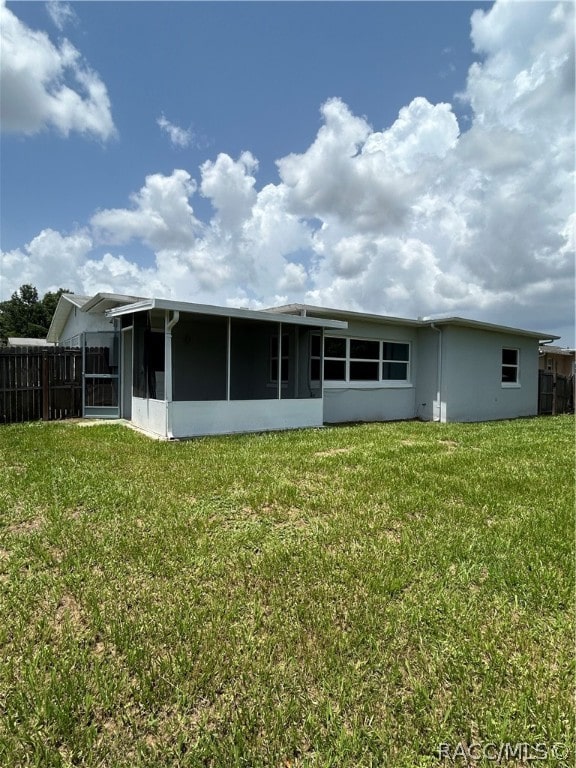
42, 351, 49, 420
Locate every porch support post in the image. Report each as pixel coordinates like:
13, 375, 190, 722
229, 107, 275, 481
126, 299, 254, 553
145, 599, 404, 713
278, 322, 282, 400
164, 310, 179, 403
226, 317, 231, 401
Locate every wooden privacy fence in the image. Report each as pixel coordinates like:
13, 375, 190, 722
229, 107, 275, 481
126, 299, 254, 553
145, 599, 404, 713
538, 370, 574, 415
0, 347, 82, 424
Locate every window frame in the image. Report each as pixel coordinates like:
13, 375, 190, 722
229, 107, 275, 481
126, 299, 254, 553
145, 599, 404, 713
319, 335, 412, 387
501, 347, 520, 387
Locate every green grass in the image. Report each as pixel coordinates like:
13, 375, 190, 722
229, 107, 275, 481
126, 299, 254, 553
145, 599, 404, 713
0, 416, 573, 767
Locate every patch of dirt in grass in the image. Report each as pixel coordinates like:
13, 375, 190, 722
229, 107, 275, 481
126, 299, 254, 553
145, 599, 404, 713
314, 447, 354, 457
439, 439, 459, 449
383, 527, 401, 543
5, 516, 44, 535
0, 547, 10, 583
54, 592, 89, 635
69, 505, 98, 520
4, 463, 27, 474
294, 471, 334, 495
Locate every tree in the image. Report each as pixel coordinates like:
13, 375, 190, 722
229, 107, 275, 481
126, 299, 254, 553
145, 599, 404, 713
0, 285, 71, 343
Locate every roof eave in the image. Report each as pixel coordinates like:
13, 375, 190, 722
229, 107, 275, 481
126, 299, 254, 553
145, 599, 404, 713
264, 303, 422, 327
426, 316, 559, 340
106, 298, 348, 329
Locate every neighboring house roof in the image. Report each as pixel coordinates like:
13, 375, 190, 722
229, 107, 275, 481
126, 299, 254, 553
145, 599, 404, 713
266, 303, 559, 341
7, 337, 55, 347
539, 345, 575, 356
105, 297, 347, 329
47, 292, 143, 342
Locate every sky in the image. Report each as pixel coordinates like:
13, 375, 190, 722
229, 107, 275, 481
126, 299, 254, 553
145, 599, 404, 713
1, 0, 574, 346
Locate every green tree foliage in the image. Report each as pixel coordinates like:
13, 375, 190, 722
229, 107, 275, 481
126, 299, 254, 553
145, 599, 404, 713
0, 285, 71, 343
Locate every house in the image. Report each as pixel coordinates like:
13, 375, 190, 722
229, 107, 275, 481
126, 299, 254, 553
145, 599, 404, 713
539, 345, 575, 378
47, 292, 559, 438
7, 337, 55, 347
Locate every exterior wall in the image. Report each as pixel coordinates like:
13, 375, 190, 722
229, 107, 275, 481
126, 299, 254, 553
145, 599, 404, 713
167, 399, 323, 438
59, 306, 114, 346
414, 327, 441, 421
323, 387, 415, 423
322, 319, 417, 424
132, 398, 168, 437
441, 327, 539, 422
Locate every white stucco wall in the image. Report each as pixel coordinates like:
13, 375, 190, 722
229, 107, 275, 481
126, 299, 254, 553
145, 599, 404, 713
132, 398, 168, 437
441, 327, 539, 422
59, 307, 115, 346
322, 319, 418, 424
168, 398, 323, 438
323, 386, 416, 423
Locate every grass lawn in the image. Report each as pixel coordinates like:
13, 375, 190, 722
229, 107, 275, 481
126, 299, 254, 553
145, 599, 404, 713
0, 416, 573, 767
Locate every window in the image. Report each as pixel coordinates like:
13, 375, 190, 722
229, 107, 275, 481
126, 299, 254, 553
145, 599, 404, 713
502, 348, 519, 385
350, 339, 379, 381
320, 337, 411, 383
382, 342, 410, 381
324, 336, 347, 381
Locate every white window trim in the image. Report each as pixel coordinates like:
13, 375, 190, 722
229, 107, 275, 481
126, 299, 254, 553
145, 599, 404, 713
501, 347, 520, 388
319, 336, 412, 387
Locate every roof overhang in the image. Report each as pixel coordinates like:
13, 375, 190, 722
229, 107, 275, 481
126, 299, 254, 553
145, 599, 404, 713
46, 294, 88, 342
106, 298, 348, 330
81, 292, 143, 313
47, 292, 144, 342
265, 303, 421, 327
265, 303, 558, 341
426, 316, 560, 342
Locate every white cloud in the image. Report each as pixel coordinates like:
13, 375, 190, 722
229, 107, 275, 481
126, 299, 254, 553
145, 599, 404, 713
1, 0, 574, 342
0, 229, 92, 297
157, 114, 193, 149
0, 0, 115, 139
200, 152, 258, 233
79, 252, 168, 298
46, 1, 77, 31
91, 170, 201, 250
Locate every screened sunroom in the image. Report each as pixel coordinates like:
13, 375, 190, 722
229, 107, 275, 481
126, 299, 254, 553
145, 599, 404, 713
106, 299, 346, 439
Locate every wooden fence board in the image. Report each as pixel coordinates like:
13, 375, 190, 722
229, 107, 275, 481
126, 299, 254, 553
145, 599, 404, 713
0, 347, 84, 424
538, 369, 574, 415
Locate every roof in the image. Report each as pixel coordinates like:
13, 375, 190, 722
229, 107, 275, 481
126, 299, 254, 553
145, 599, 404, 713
7, 337, 55, 347
47, 292, 144, 342
424, 316, 559, 341
266, 303, 559, 341
63, 294, 91, 309
105, 297, 347, 329
265, 303, 421, 327
81, 292, 143, 313
48, 292, 559, 343
539, 345, 575, 356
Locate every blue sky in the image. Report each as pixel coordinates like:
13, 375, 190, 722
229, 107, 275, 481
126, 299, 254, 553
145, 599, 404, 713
1, 0, 574, 345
